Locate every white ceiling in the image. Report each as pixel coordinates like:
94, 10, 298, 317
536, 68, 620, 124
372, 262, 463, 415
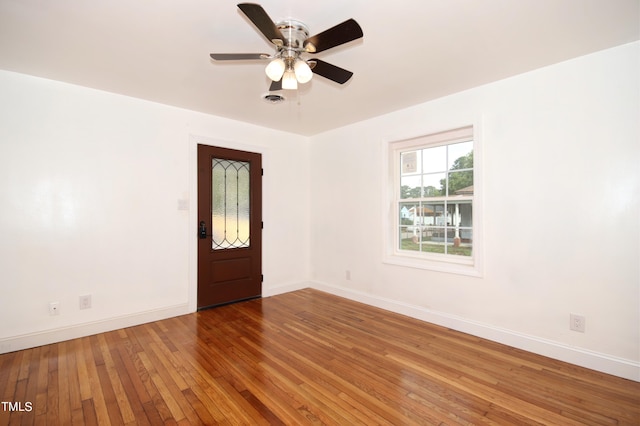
1, 0, 638, 136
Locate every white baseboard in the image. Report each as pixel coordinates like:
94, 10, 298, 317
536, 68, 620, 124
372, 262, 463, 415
0, 281, 310, 354
263, 281, 312, 297
0, 303, 191, 354
4, 284, 638, 382
309, 281, 640, 382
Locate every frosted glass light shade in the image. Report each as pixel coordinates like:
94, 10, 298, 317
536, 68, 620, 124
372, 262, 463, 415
294, 60, 313, 83
282, 70, 298, 90
265, 58, 285, 81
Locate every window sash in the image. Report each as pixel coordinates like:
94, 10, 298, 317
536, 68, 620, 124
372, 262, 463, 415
391, 126, 475, 263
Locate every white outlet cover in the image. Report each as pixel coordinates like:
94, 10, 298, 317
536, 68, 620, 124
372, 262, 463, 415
570, 313, 586, 332
79, 295, 92, 309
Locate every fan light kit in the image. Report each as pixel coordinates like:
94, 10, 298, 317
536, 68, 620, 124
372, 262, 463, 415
210, 3, 363, 93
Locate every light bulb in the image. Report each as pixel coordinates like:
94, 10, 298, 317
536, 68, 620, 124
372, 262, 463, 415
282, 70, 298, 90
265, 58, 285, 81
294, 60, 313, 84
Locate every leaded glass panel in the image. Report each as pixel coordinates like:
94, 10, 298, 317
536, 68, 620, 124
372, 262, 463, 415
211, 158, 251, 250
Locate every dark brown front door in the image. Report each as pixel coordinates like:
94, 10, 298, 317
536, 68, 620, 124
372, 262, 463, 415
197, 144, 262, 309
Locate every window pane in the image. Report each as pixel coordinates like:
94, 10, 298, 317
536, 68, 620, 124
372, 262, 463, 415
448, 141, 473, 170
447, 203, 465, 227
401, 151, 420, 175
448, 168, 474, 196
399, 225, 413, 243
422, 226, 445, 254
423, 203, 445, 226
400, 202, 423, 252
448, 229, 472, 257
211, 162, 227, 247
211, 158, 251, 250
224, 164, 239, 244
459, 202, 472, 227
399, 202, 419, 226
422, 145, 447, 173
422, 173, 446, 198
399, 226, 420, 252
400, 175, 422, 198
237, 164, 250, 243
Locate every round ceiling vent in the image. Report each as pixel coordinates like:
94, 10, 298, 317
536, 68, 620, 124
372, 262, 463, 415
263, 93, 286, 104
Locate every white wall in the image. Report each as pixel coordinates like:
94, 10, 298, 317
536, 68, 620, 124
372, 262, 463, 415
309, 42, 640, 380
0, 70, 311, 351
1, 42, 637, 381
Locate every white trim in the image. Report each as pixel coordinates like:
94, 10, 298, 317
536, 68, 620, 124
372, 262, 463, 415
0, 304, 190, 355
0, 277, 310, 354
262, 281, 313, 297
309, 281, 640, 382
383, 254, 482, 277
4, 283, 637, 382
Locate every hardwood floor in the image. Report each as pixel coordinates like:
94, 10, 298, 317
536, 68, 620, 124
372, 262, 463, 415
1, 289, 638, 425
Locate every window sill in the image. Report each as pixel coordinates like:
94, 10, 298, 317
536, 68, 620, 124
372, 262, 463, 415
383, 252, 482, 277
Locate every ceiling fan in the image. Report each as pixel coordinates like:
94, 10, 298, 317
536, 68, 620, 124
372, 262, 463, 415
210, 3, 363, 92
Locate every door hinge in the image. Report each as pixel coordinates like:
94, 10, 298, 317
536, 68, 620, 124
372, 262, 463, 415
261, 274, 264, 282
261, 168, 264, 176
261, 221, 264, 229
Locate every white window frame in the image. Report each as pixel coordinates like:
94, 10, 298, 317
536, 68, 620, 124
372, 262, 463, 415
383, 122, 483, 277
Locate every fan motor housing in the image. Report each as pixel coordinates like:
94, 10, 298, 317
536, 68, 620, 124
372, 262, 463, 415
276, 20, 309, 49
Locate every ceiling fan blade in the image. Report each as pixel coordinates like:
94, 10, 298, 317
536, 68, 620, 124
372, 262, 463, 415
269, 79, 282, 91
311, 59, 354, 84
304, 19, 363, 53
237, 3, 285, 45
210, 53, 269, 60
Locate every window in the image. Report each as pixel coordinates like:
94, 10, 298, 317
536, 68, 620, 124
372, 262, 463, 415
386, 125, 481, 276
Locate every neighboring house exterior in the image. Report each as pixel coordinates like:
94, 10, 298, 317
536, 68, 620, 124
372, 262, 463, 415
404, 185, 474, 243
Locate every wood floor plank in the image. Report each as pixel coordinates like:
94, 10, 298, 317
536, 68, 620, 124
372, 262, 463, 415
140, 328, 189, 392
1, 288, 639, 425
108, 332, 152, 410
0, 351, 21, 424
169, 336, 251, 424
80, 337, 110, 426
137, 350, 186, 423
95, 333, 135, 424
33, 345, 49, 417
44, 346, 59, 426
94, 355, 124, 425
180, 387, 218, 425
56, 341, 74, 425
133, 350, 175, 424
73, 339, 91, 403
80, 398, 98, 426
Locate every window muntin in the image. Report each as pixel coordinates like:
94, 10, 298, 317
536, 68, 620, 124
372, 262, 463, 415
393, 127, 475, 263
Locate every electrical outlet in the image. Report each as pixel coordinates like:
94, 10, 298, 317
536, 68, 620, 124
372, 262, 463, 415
49, 302, 60, 316
79, 295, 92, 310
570, 313, 586, 332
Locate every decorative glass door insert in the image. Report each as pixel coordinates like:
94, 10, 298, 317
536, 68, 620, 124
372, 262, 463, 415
211, 158, 251, 250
